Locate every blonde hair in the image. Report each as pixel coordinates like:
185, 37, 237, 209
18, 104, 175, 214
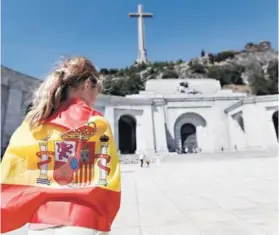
26, 57, 100, 129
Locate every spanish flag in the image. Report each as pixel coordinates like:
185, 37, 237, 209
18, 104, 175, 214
1, 98, 121, 233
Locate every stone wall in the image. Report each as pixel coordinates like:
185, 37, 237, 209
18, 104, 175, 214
225, 95, 279, 151
1, 66, 41, 154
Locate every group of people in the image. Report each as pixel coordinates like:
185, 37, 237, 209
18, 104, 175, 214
138, 152, 151, 167
176, 146, 201, 154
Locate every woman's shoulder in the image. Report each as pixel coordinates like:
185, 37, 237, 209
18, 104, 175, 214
91, 109, 103, 117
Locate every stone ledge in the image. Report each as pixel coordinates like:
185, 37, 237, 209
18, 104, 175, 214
224, 94, 279, 113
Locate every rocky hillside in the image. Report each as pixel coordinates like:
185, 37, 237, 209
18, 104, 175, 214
100, 41, 278, 96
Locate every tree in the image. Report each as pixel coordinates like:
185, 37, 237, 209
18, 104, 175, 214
100, 68, 109, 75
201, 50, 205, 57
208, 53, 214, 64
189, 62, 206, 74
250, 61, 278, 95
267, 60, 278, 94
207, 65, 245, 87
251, 74, 270, 95
213, 51, 236, 62
102, 74, 144, 96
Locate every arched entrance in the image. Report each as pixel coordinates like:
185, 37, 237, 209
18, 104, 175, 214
174, 112, 207, 153
118, 115, 137, 154
181, 123, 197, 153
272, 111, 278, 140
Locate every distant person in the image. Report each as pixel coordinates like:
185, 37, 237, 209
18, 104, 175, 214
145, 155, 151, 167
139, 152, 145, 167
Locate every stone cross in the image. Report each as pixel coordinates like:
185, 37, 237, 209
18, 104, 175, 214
129, 4, 153, 64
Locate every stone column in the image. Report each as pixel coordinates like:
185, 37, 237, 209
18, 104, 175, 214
136, 106, 155, 155
104, 106, 116, 142
242, 104, 264, 150
196, 126, 204, 152
197, 126, 211, 153
152, 99, 168, 154
144, 106, 156, 155
135, 115, 144, 153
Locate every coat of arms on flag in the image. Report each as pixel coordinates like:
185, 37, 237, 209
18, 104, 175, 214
35, 122, 110, 187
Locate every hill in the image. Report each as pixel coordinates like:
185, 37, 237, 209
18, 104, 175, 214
100, 41, 278, 97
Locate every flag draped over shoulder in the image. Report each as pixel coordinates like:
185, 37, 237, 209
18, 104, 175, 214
1, 98, 121, 233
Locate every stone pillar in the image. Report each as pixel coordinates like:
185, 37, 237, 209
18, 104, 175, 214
242, 105, 264, 150
152, 99, 168, 154
104, 106, 116, 142
136, 106, 155, 155
144, 106, 155, 155
135, 115, 144, 153
196, 126, 205, 152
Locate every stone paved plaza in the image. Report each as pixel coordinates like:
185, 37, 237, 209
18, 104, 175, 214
4, 151, 278, 235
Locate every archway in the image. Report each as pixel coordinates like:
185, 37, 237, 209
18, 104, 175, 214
174, 112, 207, 153
180, 123, 197, 153
118, 115, 137, 154
272, 111, 278, 140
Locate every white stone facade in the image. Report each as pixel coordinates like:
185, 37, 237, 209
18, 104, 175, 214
1, 66, 42, 153
1, 67, 278, 157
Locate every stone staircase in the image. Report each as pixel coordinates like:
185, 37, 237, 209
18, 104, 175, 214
119, 152, 170, 164
119, 150, 278, 164
119, 154, 140, 164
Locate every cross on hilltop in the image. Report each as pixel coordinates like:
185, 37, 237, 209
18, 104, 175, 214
129, 4, 153, 64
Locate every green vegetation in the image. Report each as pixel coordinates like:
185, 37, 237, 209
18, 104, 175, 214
161, 70, 179, 79
251, 60, 278, 95
213, 51, 236, 63
201, 50, 205, 57
207, 64, 245, 87
102, 74, 144, 97
100, 46, 278, 97
189, 62, 206, 74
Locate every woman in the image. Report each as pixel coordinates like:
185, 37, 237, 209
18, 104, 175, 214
1, 57, 121, 235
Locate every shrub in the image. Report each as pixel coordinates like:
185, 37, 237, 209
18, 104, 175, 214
208, 53, 214, 64
207, 65, 245, 87
201, 50, 205, 57
161, 70, 179, 79
177, 59, 184, 64
102, 74, 144, 96
108, 69, 118, 75
213, 51, 236, 63
189, 62, 206, 73
100, 68, 109, 75
251, 74, 270, 95
251, 61, 278, 95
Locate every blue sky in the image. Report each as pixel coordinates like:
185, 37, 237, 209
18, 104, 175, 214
2, 0, 278, 79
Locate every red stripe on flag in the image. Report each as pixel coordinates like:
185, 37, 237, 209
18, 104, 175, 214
1, 184, 120, 233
